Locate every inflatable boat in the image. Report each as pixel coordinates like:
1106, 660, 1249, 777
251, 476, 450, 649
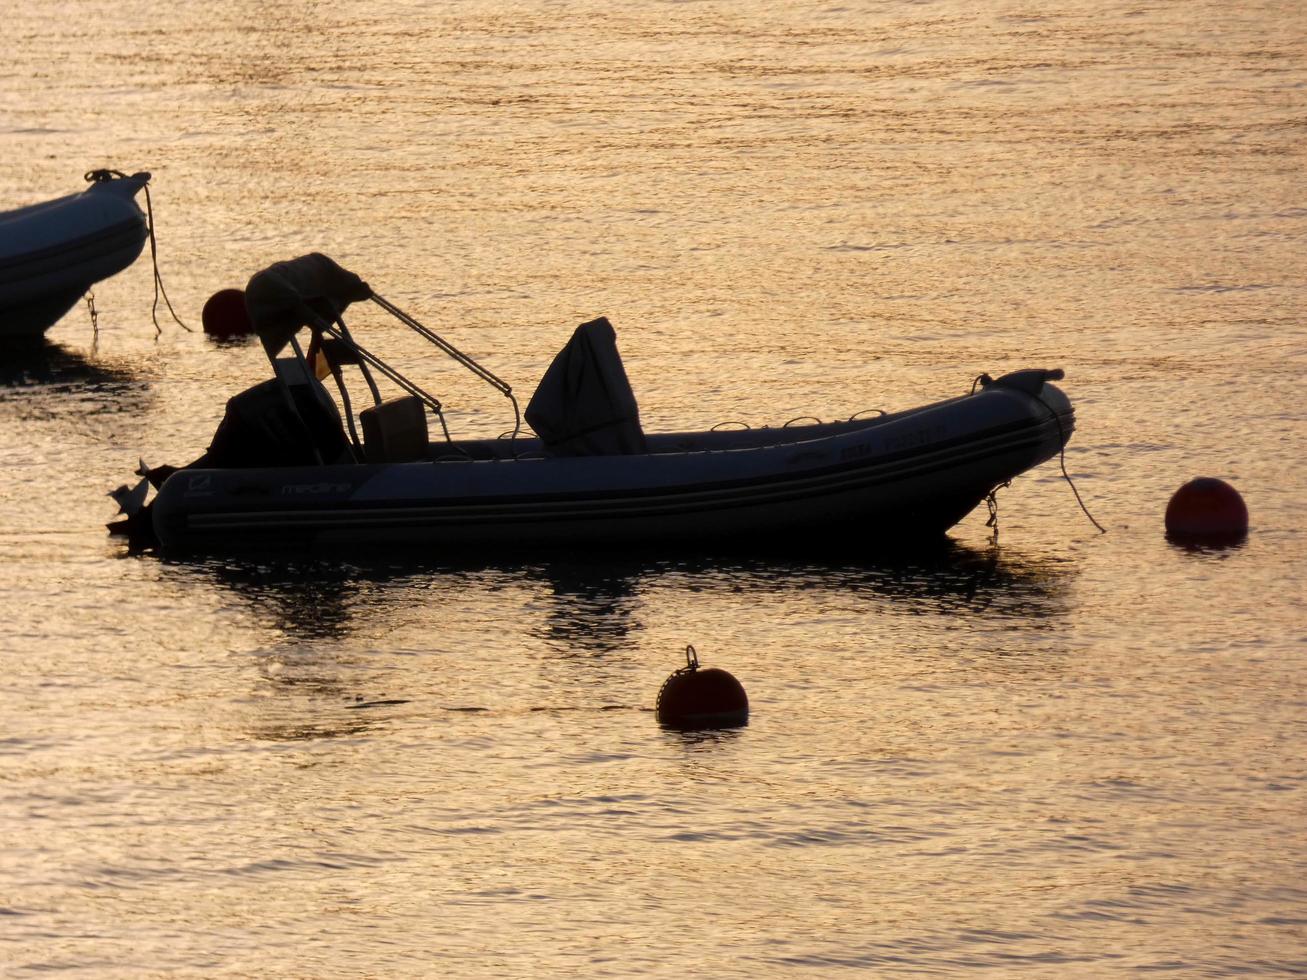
113, 254, 1076, 554
1, 171, 150, 340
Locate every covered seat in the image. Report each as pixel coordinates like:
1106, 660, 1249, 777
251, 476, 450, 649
525, 316, 646, 456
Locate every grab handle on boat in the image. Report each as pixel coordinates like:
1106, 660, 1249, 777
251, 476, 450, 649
370, 293, 522, 441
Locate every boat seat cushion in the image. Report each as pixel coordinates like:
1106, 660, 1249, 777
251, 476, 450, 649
361, 395, 429, 463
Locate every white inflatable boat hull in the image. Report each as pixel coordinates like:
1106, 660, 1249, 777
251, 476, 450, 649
0, 172, 150, 339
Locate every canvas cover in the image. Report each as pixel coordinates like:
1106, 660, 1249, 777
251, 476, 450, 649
245, 252, 371, 357
525, 316, 646, 456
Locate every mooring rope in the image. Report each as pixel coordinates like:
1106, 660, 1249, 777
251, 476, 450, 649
140, 181, 192, 335
85, 290, 98, 339
985, 482, 1008, 544
971, 369, 1106, 535
1038, 394, 1107, 534
84, 169, 191, 336
654, 646, 701, 709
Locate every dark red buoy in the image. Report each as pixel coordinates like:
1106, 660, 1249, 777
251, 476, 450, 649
201, 288, 253, 338
656, 645, 748, 730
1165, 477, 1248, 543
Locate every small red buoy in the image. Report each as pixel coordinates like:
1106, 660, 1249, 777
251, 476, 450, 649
1165, 477, 1248, 543
656, 645, 748, 730
201, 288, 253, 338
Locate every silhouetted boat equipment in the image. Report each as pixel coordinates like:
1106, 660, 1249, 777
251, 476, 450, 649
114, 253, 1076, 553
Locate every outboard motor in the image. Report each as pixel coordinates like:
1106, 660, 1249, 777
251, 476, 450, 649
194, 375, 351, 470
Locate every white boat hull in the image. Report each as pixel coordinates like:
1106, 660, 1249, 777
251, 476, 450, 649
0, 172, 150, 339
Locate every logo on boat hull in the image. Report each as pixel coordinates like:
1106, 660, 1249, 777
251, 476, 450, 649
280, 482, 352, 496
184, 474, 213, 497
884, 424, 947, 454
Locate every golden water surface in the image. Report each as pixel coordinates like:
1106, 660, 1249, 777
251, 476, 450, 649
1, 1, 1304, 975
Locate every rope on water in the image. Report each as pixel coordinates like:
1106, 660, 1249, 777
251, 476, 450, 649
85, 169, 191, 336
140, 180, 192, 336
971, 368, 1106, 535
1041, 396, 1107, 534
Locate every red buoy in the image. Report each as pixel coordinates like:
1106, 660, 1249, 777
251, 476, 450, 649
201, 288, 253, 338
1165, 477, 1248, 543
656, 645, 748, 730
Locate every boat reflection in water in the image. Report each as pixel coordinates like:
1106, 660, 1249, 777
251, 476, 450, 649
177, 539, 1075, 645
0, 338, 143, 396
165, 539, 1076, 743
0, 343, 156, 526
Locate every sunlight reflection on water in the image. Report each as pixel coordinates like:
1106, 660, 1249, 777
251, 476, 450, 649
2, 0, 1305, 975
